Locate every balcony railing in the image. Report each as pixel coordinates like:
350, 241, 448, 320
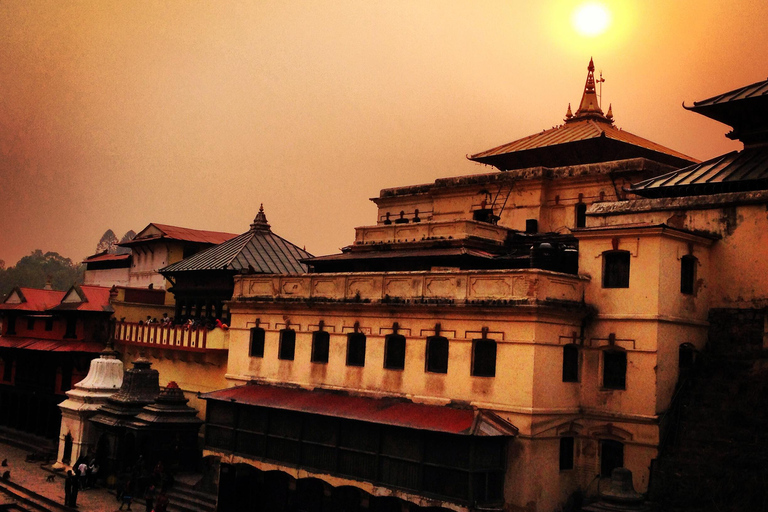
113, 322, 229, 352
235, 269, 586, 305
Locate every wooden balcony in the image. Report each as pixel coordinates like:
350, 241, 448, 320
113, 322, 229, 352
235, 269, 586, 306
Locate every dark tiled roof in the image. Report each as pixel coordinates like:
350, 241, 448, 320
629, 146, 768, 198
690, 78, 768, 108
160, 226, 312, 275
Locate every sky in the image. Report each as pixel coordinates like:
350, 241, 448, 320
1, 0, 767, 267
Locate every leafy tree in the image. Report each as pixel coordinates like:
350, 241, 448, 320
115, 230, 136, 255
0, 250, 84, 300
95, 229, 119, 254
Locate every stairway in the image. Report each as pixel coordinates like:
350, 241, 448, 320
166, 474, 217, 512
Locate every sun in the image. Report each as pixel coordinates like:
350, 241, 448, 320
572, 2, 611, 37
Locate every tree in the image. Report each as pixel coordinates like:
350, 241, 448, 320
115, 230, 136, 255
0, 250, 84, 300
95, 229, 119, 254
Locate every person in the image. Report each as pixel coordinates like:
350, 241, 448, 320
77, 460, 88, 489
88, 460, 98, 488
64, 470, 76, 507
144, 483, 156, 512
215, 318, 229, 330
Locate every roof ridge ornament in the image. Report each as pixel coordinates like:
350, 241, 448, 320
567, 57, 612, 124
251, 204, 272, 232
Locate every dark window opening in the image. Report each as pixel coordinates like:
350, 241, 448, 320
559, 436, 575, 470
600, 439, 624, 477
383, 334, 406, 370
603, 350, 627, 390
278, 329, 296, 360
63, 434, 73, 465
681, 255, 696, 295
472, 338, 497, 377
45, 318, 54, 331
5, 316, 16, 335
426, 336, 449, 374
249, 327, 265, 358
575, 203, 587, 228
1, 357, 12, 382
602, 251, 630, 288
27, 318, 35, 330
525, 219, 538, 234
562, 344, 579, 383
346, 332, 366, 367
64, 317, 77, 339
311, 331, 330, 364
679, 343, 695, 369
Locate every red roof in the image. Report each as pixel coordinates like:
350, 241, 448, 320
203, 383, 478, 435
83, 252, 131, 263
0, 288, 65, 311
122, 223, 237, 246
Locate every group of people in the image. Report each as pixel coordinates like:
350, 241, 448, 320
63, 457, 99, 507
116, 457, 172, 512
140, 313, 174, 326
136, 313, 229, 331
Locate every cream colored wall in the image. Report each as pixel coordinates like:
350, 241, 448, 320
83, 267, 130, 287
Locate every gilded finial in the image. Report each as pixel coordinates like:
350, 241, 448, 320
251, 203, 271, 231
565, 103, 573, 120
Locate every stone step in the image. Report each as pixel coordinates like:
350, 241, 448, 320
166, 477, 217, 512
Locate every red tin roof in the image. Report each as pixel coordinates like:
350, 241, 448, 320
49, 285, 114, 312
83, 252, 131, 263
203, 384, 479, 435
121, 223, 237, 246
0, 288, 65, 311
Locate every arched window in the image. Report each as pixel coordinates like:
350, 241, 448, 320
384, 334, 406, 370
249, 327, 265, 358
278, 329, 296, 360
425, 336, 449, 374
602, 250, 630, 288
562, 344, 579, 382
472, 338, 497, 377
346, 332, 366, 367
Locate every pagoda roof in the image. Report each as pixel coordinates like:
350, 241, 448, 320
160, 205, 312, 275
469, 59, 697, 171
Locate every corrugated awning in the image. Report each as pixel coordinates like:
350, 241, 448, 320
202, 383, 517, 436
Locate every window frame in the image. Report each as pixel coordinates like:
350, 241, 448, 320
602, 250, 630, 289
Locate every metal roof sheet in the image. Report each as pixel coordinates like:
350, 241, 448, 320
202, 384, 478, 435
83, 253, 131, 263
691, 78, 768, 108
122, 223, 237, 246
0, 288, 65, 311
160, 228, 312, 275
630, 146, 768, 198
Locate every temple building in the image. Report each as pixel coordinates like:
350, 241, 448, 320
199, 60, 717, 512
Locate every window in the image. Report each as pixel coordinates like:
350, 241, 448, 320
346, 332, 366, 367
383, 334, 406, 370
249, 327, 265, 358
5, 316, 16, 335
681, 255, 696, 294
575, 203, 587, 228
311, 331, 330, 364
600, 439, 624, 477
64, 316, 77, 339
27, 318, 35, 330
559, 436, 575, 470
45, 318, 54, 331
278, 329, 296, 360
472, 338, 497, 377
426, 336, 449, 374
602, 251, 630, 288
562, 344, 579, 382
603, 350, 627, 390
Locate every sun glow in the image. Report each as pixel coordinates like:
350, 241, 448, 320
572, 2, 611, 37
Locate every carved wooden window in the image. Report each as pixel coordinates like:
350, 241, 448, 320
472, 338, 497, 377
426, 336, 449, 374
384, 334, 406, 370
603, 350, 626, 390
249, 327, 265, 358
278, 329, 296, 360
600, 439, 624, 477
346, 332, 366, 367
311, 331, 330, 364
562, 344, 579, 383
559, 436, 575, 470
681, 255, 696, 294
602, 250, 630, 288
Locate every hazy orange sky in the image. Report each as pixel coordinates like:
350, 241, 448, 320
1, 0, 766, 266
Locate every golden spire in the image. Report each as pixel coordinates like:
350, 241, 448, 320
567, 58, 612, 124
564, 103, 573, 121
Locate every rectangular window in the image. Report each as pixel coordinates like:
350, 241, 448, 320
346, 332, 366, 367
5, 316, 16, 335
575, 203, 587, 228
602, 251, 630, 288
562, 344, 579, 382
600, 439, 624, 477
472, 338, 497, 377
383, 334, 406, 370
681, 255, 696, 294
64, 317, 77, 339
603, 350, 627, 390
27, 318, 35, 330
45, 318, 54, 331
311, 331, 330, 364
426, 336, 449, 374
249, 327, 265, 358
559, 436, 574, 470
278, 329, 296, 360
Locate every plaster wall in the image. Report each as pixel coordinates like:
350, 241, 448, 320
84, 267, 130, 287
